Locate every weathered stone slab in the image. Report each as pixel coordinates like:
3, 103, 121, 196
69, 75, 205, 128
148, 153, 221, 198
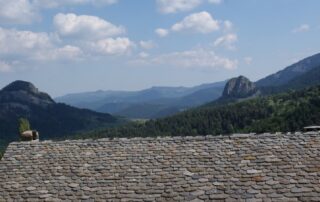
0, 133, 319, 201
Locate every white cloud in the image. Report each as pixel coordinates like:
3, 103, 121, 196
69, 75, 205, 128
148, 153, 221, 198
0, 60, 12, 72
157, 0, 202, 14
92, 37, 133, 55
0, 0, 118, 25
292, 24, 310, 33
139, 52, 150, 58
156, 0, 224, 14
208, 0, 223, 4
0, 0, 38, 24
0, 27, 53, 56
54, 13, 125, 40
0, 26, 134, 72
139, 40, 155, 49
51, 45, 83, 60
53, 13, 133, 56
223, 20, 233, 32
136, 49, 237, 70
0, 27, 84, 69
244, 57, 253, 65
155, 28, 169, 37
214, 33, 238, 50
33, 0, 118, 8
171, 11, 219, 34
93, 0, 118, 4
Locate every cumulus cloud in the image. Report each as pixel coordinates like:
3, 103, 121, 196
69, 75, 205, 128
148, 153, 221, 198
0, 27, 84, 70
91, 37, 133, 55
139, 40, 155, 49
292, 24, 310, 33
0, 27, 53, 56
33, 0, 118, 8
0, 0, 38, 24
155, 28, 169, 37
244, 57, 253, 65
139, 52, 150, 58
156, 0, 224, 14
0, 60, 12, 72
52, 13, 134, 56
50, 45, 84, 60
157, 12, 233, 37
0, 24, 135, 72
0, 25, 134, 60
171, 11, 219, 34
223, 20, 233, 32
208, 0, 223, 4
0, 0, 118, 25
214, 33, 238, 50
157, 0, 202, 14
54, 13, 125, 40
135, 49, 237, 70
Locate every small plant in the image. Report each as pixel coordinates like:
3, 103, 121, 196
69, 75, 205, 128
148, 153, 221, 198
18, 118, 30, 134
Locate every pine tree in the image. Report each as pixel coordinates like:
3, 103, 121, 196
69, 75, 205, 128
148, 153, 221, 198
18, 118, 30, 134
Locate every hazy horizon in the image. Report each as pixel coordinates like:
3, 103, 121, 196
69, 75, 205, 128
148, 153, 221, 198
0, 0, 319, 97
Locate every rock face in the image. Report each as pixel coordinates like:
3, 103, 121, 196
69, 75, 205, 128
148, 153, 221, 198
3, 80, 40, 94
222, 76, 258, 99
0, 80, 117, 142
0, 80, 54, 107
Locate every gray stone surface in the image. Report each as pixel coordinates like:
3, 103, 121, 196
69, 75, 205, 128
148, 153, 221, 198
0, 133, 319, 201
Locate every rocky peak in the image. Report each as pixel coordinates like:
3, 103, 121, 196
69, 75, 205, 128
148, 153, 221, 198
2, 80, 39, 94
0, 80, 54, 107
222, 76, 258, 99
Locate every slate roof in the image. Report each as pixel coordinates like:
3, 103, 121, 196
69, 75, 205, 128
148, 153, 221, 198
0, 133, 320, 201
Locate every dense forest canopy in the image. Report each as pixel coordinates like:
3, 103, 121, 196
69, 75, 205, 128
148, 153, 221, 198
71, 85, 320, 140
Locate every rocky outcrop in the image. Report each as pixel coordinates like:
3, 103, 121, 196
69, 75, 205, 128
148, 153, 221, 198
0, 80, 54, 107
2, 80, 40, 94
222, 76, 258, 99
0, 80, 117, 142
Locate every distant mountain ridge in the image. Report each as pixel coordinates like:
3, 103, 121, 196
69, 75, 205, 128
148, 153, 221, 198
56, 52, 320, 119
258, 64, 320, 95
79, 52, 320, 139
55, 81, 226, 119
0, 81, 119, 143
77, 85, 320, 139
256, 53, 320, 87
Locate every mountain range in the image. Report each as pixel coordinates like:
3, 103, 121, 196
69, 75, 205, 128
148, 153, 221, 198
55, 81, 226, 119
0, 81, 119, 144
1, 52, 320, 153
80, 84, 320, 139
56, 53, 320, 119
72, 52, 320, 139
256, 53, 320, 87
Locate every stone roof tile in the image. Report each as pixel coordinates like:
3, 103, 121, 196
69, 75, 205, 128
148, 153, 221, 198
0, 133, 320, 201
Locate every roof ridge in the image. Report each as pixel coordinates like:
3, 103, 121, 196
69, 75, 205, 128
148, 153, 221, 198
7, 132, 318, 145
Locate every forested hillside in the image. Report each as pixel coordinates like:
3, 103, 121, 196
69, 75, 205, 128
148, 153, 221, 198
0, 81, 121, 158
260, 65, 320, 95
74, 85, 320, 139
256, 53, 320, 87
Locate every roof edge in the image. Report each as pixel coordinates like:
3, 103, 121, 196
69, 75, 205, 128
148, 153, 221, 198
6, 131, 318, 146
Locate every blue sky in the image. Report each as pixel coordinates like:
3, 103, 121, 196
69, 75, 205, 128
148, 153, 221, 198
0, 0, 320, 97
